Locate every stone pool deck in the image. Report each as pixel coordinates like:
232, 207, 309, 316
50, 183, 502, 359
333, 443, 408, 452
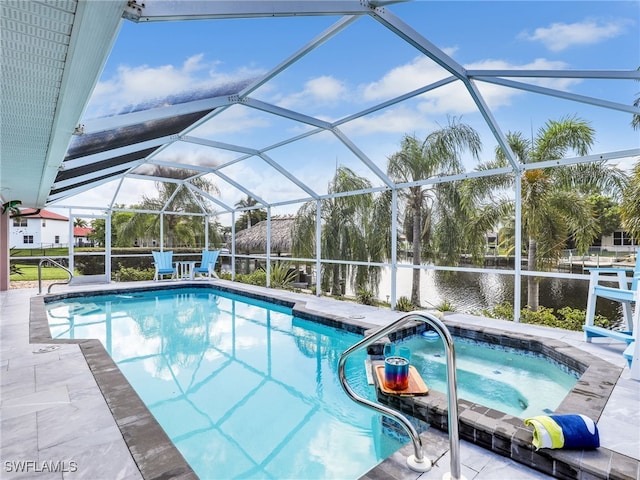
1, 279, 638, 479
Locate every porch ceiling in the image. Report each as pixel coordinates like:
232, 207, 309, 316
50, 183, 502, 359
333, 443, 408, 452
0, 0, 125, 208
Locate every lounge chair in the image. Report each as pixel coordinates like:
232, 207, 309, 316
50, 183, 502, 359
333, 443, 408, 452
194, 249, 220, 279
583, 248, 639, 379
152, 251, 176, 281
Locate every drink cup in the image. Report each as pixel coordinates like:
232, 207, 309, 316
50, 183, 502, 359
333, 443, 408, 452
384, 356, 410, 390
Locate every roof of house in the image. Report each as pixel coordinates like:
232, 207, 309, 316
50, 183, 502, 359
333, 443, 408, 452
17, 209, 68, 221
73, 227, 93, 237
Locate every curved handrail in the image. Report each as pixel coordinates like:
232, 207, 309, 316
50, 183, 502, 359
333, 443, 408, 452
38, 258, 73, 294
337, 311, 462, 479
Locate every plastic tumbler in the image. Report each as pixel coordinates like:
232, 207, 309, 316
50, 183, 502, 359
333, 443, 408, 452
384, 356, 410, 390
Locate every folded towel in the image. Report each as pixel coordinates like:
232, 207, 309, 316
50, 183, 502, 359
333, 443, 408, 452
524, 414, 599, 450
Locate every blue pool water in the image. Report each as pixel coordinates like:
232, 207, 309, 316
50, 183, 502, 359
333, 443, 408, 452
400, 335, 578, 417
46, 288, 403, 480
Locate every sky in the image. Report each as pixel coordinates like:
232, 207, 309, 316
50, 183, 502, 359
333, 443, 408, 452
66, 0, 640, 222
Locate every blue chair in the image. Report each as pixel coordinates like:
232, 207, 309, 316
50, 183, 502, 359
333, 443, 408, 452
584, 249, 639, 341
152, 251, 176, 281
194, 249, 220, 279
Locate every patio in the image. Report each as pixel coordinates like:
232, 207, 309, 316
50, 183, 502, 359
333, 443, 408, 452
1, 280, 638, 479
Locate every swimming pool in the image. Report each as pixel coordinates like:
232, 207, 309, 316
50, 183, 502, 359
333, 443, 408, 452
35, 284, 626, 480
46, 288, 405, 479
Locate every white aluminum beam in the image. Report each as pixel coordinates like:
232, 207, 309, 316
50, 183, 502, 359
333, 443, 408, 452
210, 169, 270, 206
123, 1, 382, 22
476, 76, 640, 115
370, 7, 467, 80
522, 149, 640, 171
180, 136, 260, 156
187, 184, 233, 212
467, 69, 640, 80
463, 78, 520, 170
239, 15, 359, 98
331, 127, 394, 188
242, 97, 333, 129
259, 153, 320, 199
53, 162, 140, 190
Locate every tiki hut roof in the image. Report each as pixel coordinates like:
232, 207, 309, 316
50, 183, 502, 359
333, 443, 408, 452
234, 216, 295, 254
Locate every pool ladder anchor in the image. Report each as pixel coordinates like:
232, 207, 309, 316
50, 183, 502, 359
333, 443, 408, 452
338, 311, 465, 480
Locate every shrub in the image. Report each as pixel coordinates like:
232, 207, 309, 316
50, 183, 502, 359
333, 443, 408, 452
556, 306, 610, 331
435, 299, 455, 312
235, 270, 267, 286
115, 266, 155, 282
270, 262, 297, 289
356, 287, 375, 305
395, 296, 414, 312
519, 306, 558, 326
481, 302, 611, 332
483, 302, 514, 320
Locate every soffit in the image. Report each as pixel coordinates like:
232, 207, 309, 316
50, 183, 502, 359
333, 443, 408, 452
0, 0, 126, 208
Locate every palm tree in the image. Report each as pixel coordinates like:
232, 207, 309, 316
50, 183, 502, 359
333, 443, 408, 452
73, 218, 88, 228
292, 166, 384, 296
118, 168, 219, 247
234, 196, 267, 232
622, 81, 640, 243
468, 116, 627, 310
386, 119, 482, 306
621, 161, 640, 242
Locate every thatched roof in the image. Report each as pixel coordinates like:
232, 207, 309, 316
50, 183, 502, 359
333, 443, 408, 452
234, 216, 295, 254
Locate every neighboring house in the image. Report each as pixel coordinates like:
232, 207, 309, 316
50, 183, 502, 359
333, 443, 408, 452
9, 209, 69, 248
74, 227, 94, 247
598, 230, 639, 253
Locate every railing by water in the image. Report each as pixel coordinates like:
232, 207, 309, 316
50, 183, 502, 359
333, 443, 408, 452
338, 311, 463, 479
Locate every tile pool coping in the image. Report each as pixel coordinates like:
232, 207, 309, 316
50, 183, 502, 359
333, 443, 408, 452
30, 282, 639, 480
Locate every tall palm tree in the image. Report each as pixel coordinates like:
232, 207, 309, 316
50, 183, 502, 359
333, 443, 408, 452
622, 81, 640, 243
292, 166, 384, 296
386, 119, 482, 306
234, 195, 267, 232
467, 116, 627, 310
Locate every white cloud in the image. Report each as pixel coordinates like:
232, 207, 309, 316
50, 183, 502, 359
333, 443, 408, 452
360, 51, 458, 101
341, 105, 438, 136
348, 56, 581, 134
278, 75, 348, 109
520, 18, 632, 52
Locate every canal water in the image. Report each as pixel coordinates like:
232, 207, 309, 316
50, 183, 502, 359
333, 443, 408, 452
366, 266, 623, 323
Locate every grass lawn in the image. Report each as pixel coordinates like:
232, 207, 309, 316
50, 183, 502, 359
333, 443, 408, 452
11, 264, 75, 281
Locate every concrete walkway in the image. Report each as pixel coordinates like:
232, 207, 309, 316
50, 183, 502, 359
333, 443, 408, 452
1, 281, 638, 479
1, 287, 142, 479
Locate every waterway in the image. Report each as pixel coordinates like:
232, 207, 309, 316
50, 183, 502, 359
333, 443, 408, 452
364, 266, 623, 322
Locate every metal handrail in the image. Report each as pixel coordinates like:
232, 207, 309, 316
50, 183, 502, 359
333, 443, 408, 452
337, 311, 462, 479
38, 257, 73, 294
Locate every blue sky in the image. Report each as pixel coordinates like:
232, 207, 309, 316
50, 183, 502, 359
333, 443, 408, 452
75, 1, 640, 218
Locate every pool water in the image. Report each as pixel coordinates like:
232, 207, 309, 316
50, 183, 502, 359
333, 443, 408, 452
46, 288, 404, 480
400, 335, 579, 417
